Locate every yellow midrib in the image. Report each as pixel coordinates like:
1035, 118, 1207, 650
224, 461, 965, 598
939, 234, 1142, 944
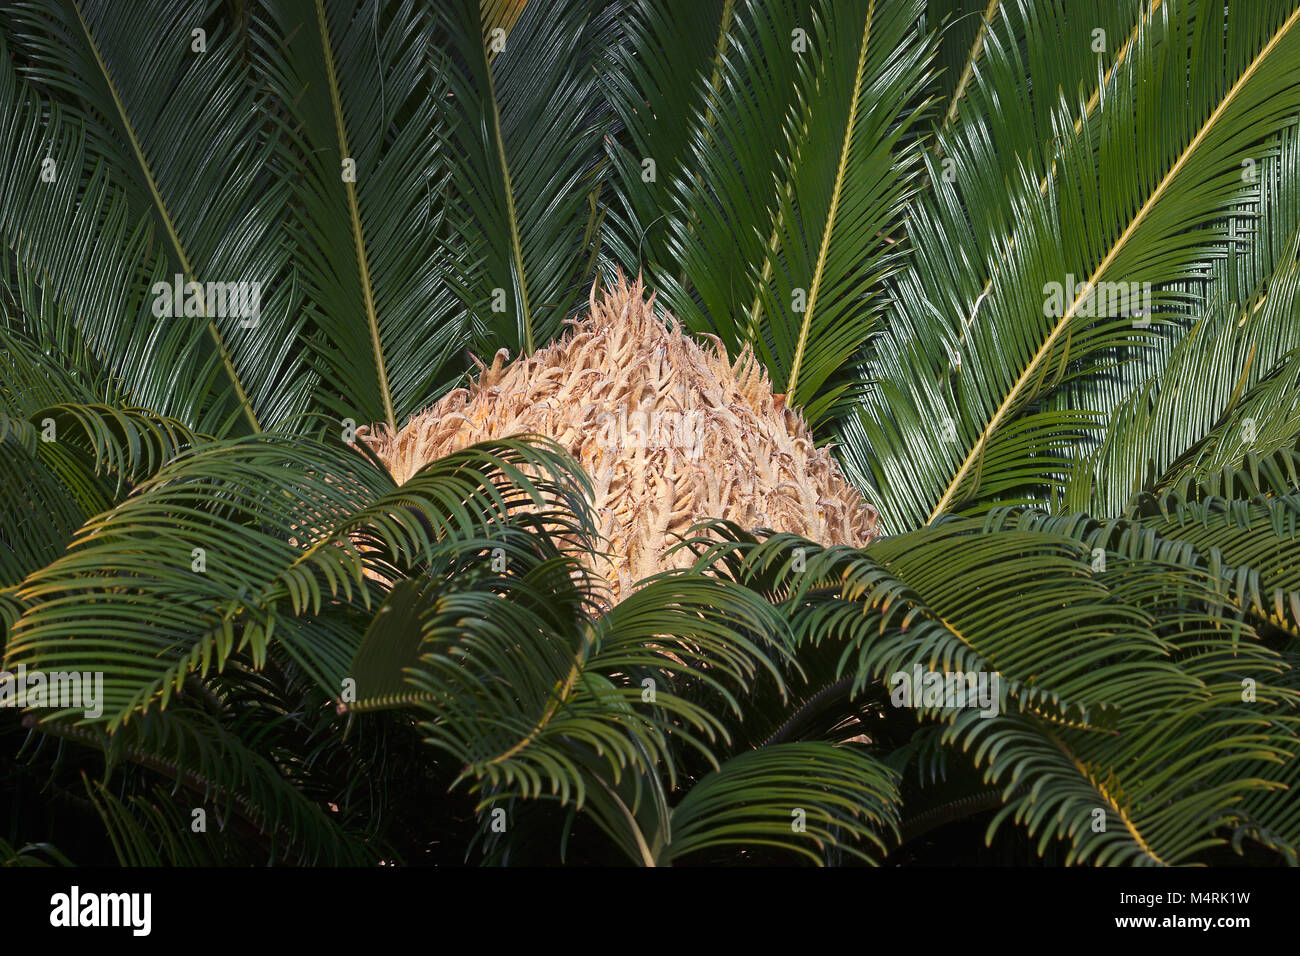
702, 0, 737, 135
1045, 727, 1169, 865
482, 35, 535, 355
786, 0, 876, 403
677, 0, 736, 293
745, 101, 811, 347
72, 0, 261, 433
315, 0, 396, 431
928, 5, 1300, 523
487, 655, 580, 766
942, 0, 1001, 129
953, 1, 1162, 353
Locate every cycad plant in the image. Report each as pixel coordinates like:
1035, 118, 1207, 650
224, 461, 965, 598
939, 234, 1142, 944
2, 0, 1300, 866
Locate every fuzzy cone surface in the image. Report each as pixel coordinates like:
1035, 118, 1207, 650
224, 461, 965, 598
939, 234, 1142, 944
358, 275, 879, 601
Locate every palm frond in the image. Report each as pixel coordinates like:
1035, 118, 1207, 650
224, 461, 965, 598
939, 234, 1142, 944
69, 703, 376, 865
405, 564, 791, 806
679, 516, 1300, 863
599, 0, 733, 280
7, 0, 316, 432
849, 0, 1300, 531
5, 435, 592, 726
663, 742, 901, 865
615, 0, 933, 420
434, 0, 612, 357
0, 30, 232, 432
256, 0, 466, 429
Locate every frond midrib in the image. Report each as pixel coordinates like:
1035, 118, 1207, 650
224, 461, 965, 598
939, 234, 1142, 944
941, 0, 1001, 129
929, 6, 1300, 522
314, 0, 396, 431
71, 0, 261, 433
1043, 724, 1171, 865
954, 0, 1163, 354
786, 0, 877, 403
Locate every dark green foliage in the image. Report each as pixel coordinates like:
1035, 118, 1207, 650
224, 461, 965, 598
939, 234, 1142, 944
2, 0, 1300, 865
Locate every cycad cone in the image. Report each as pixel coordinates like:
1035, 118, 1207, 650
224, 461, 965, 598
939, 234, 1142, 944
359, 275, 879, 601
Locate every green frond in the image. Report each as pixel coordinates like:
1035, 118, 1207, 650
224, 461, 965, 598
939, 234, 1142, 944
434, 0, 612, 356
663, 742, 902, 865
3, 0, 317, 433
5, 435, 591, 727
958, 685, 1298, 866
0, 837, 71, 867
0, 33, 231, 432
850, 0, 1300, 531
257, 0, 467, 428
616, 0, 933, 418
70, 703, 375, 865
599, 0, 732, 279
406, 565, 792, 807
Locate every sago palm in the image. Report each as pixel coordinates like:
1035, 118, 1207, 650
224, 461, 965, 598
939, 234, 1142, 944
1, 0, 1299, 866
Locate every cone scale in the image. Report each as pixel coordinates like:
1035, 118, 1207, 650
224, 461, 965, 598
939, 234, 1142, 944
359, 275, 879, 600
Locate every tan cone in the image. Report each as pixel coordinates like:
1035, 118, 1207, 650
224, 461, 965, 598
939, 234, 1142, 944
357, 274, 879, 601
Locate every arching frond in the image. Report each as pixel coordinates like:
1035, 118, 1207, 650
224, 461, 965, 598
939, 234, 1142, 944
5, 436, 592, 727
850, 0, 1300, 531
